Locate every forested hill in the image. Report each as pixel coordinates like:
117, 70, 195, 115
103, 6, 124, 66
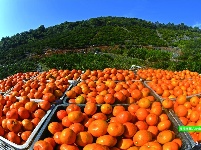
1, 16, 201, 79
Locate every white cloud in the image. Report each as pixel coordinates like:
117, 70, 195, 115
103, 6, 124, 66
192, 23, 201, 29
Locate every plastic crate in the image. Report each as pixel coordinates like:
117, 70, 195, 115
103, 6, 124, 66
29, 103, 131, 150
167, 94, 201, 149
0, 109, 52, 150
144, 81, 201, 149
30, 104, 193, 150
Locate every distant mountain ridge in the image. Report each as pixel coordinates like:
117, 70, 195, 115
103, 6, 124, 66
0, 16, 201, 79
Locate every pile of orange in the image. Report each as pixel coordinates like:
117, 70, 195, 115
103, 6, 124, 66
34, 101, 182, 150
162, 95, 201, 143
2, 68, 198, 149
66, 80, 152, 104
5, 69, 84, 102
0, 72, 39, 92
80, 68, 140, 81
147, 78, 201, 99
137, 68, 199, 81
36, 69, 82, 81
0, 95, 51, 144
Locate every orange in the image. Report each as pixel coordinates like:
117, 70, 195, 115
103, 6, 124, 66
162, 142, 179, 150
25, 101, 38, 113
131, 89, 142, 100
179, 117, 188, 126
157, 120, 171, 131
157, 130, 173, 144
151, 101, 162, 107
114, 92, 126, 102
95, 95, 105, 104
68, 111, 84, 123
147, 126, 159, 138
114, 84, 123, 92
150, 105, 162, 116
39, 101, 51, 111
145, 113, 159, 126
159, 114, 168, 122
190, 96, 199, 107
107, 122, 125, 137
133, 130, 152, 146
83, 118, 95, 128
104, 94, 115, 104
155, 87, 164, 95
83, 143, 110, 150
116, 138, 134, 149
75, 131, 93, 147
135, 121, 148, 130
116, 111, 132, 123
176, 95, 187, 105
172, 138, 182, 148
162, 90, 170, 98
33, 140, 53, 150
175, 105, 188, 117
84, 103, 97, 116
33, 109, 45, 119
72, 86, 82, 95
66, 104, 81, 114
59, 144, 79, 150
183, 101, 192, 109
69, 123, 84, 134
21, 131, 31, 141
48, 122, 63, 134
92, 112, 107, 120
135, 108, 149, 121
101, 104, 112, 114
145, 95, 155, 102
138, 98, 151, 108
128, 104, 139, 115
96, 83, 107, 92
62, 116, 73, 127
66, 90, 76, 99
190, 110, 200, 122
96, 135, 117, 147
162, 99, 173, 109
60, 128, 76, 144
88, 119, 108, 137
123, 122, 137, 138
141, 88, 150, 97
139, 141, 162, 150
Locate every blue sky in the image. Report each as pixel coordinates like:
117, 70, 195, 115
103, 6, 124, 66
0, 0, 201, 40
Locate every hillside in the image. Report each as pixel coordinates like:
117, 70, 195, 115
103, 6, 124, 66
0, 16, 201, 79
